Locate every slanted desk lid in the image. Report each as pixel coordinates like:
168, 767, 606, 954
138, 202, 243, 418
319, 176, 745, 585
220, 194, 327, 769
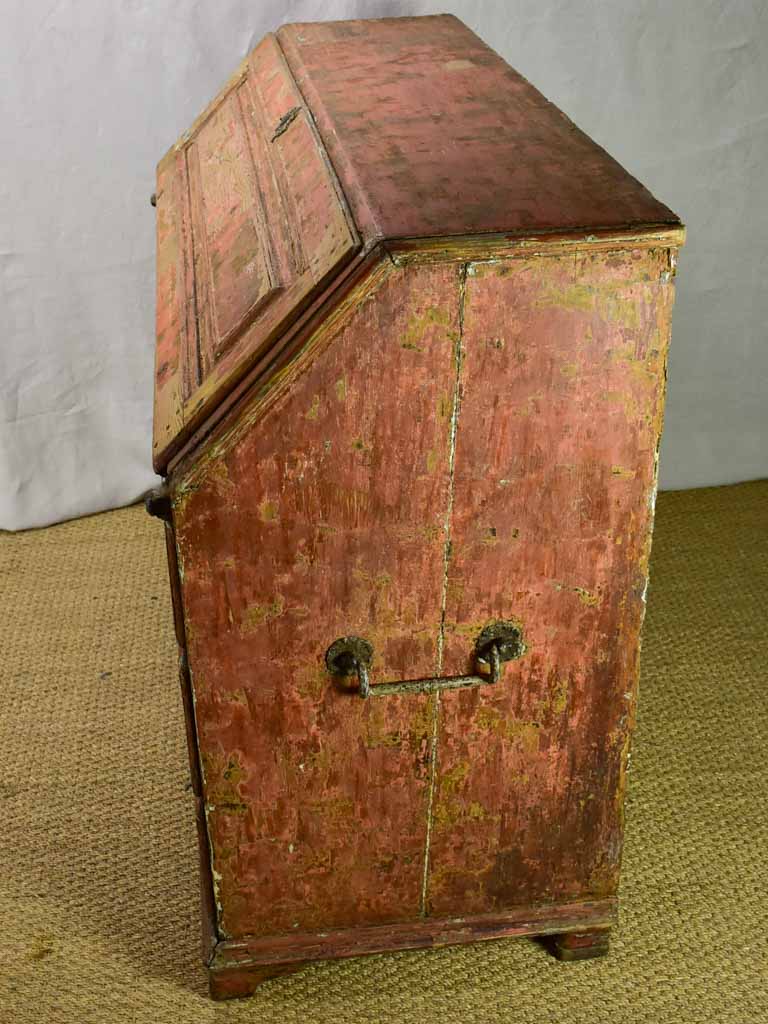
154, 15, 682, 473
153, 34, 359, 472
278, 15, 680, 243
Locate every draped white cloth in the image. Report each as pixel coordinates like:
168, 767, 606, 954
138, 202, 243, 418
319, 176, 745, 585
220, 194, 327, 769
2, 0, 766, 529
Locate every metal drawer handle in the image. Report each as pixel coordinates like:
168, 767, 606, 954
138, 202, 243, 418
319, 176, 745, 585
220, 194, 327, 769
325, 622, 525, 699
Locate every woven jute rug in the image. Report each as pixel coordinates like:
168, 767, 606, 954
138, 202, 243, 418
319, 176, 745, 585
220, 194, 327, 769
1, 481, 766, 1023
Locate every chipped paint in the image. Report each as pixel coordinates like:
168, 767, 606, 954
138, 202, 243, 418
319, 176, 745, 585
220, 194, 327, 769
240, 596, 285, 632
174, 261, 460, 939
258, 499, 279, 522
151, 15, 683, 991
420, 263, 468, 915
427, 245, 676, 916
152, 33, 359, 472
401, 306, 452, 352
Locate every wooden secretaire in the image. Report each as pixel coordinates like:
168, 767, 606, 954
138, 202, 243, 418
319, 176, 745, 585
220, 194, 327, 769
148, 14, 684, 1000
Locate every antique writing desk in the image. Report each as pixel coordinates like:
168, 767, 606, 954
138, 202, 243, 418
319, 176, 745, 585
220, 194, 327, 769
148, 14, 684, 999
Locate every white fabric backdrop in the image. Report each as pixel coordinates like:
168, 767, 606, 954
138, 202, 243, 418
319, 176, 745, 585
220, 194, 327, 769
1, 0, 766, 530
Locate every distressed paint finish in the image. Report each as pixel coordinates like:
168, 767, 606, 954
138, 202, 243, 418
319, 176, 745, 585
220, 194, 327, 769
209, 896, 616, 996
427, 247, 676, 915
278, 16, 678, 244
152, 152, 186, 452
150, 13, 686, 999
153, 16, 681, 476
174, 261, 462, 939
153, 33, 359, 471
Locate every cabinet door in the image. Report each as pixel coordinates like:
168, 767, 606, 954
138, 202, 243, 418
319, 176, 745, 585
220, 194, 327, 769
426, 248, 674, 914
153, 34, 359, 471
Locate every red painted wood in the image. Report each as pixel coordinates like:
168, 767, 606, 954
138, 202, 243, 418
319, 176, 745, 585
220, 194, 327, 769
185, 83, 281, 371
278, 15, 678, 244
552, 928, 611, 961
427, 248, 674, 914
165, 248, 377, 479
160, 520, 218, 960
153, 153, 186, 450
154, 17, 681, 474
211, 897, 616, 971
209, 964, 301, 1001
151, 14, 685, 998
153, 34, 359, 471
174, 261, 462, 939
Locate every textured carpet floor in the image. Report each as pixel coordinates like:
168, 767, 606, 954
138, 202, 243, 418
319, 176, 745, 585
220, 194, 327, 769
1, 481, 766, 1023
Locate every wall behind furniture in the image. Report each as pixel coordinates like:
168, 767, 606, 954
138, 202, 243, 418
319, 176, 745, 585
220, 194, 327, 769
1, 0, 765, 529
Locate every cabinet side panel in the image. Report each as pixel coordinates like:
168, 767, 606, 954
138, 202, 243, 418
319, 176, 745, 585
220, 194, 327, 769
429, 247, 676, 914
174, 261, 462, 939
162, 521, 218, 960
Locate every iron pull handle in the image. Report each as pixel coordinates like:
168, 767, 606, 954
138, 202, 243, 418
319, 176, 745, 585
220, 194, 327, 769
325, 622, 525, 699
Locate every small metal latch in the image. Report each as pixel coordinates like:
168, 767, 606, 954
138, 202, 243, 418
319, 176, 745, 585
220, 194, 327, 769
271, 106, 301, 142
325, 621, 525, 699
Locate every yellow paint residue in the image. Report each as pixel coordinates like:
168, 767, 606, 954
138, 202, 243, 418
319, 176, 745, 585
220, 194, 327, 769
551, 678, 569, 714
364, 705, 404, 751
306, 796, 355, 822
207, 458, 233, 492
437, 391, 452, 420
352, 568, 392, 589
540, 282, 595, 314
433, 761, 477, 831
537, 278, 640, 329
476, 706, 540, 753
573, 587, 600, 607
295, 664, 328, 701
240, 595, 284, 633
222, 756, 245, 785
480, 525, 499, 547
259, 499, 279, 522
402, 306, 451, 351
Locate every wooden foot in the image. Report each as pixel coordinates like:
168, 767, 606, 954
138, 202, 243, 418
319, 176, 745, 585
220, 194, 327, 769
208, 963, 303, 1000
551, 928, 610, 962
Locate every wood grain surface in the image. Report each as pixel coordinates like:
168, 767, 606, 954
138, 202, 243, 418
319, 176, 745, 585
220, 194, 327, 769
153, 34, 358, 471
153, 16, 681, 473
279, 15, 679, 243
172, 239, 678, 950
428, 246, 675, 915
174, 261, 463, 939
153, 14, 684, 995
